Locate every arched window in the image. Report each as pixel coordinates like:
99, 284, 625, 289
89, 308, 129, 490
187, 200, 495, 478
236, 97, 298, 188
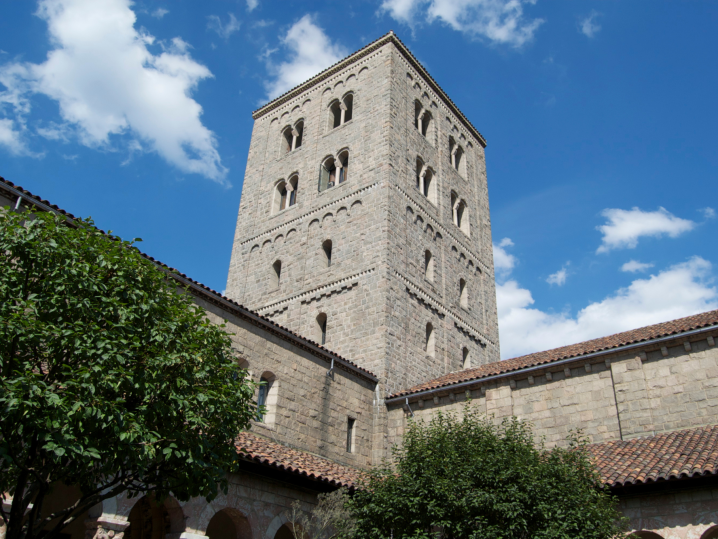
425, 322, 435, 357
271, 260, 281, 288
329, 94, 353, 129
416, 157, 437, 204
274, 178, 297, 213
462, 347, 470, 369
415, 100, 432, 139
424, 250, 434, 282
317, 313, 327, 345
281, 121, 303, 154
459, 278, 468, 308
319, 156, 336, 192
206, 509, 252, 539
322, 239, 332, 267
452, 194, 470, 236
449, 136, 466, 177
337, 151, 349, 184
256, 372, 277, 424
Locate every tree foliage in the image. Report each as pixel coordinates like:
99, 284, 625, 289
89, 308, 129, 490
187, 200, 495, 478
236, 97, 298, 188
286, 488, 356, 539
349, 407, 628, 539
0, 209, 258, 539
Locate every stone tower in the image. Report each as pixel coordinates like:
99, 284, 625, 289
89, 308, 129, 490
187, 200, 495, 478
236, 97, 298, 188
226, 33, 499, 396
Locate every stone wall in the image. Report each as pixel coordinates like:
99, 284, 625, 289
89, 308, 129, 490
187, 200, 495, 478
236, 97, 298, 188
386, 329, 718, 449
195, 297, 377, 469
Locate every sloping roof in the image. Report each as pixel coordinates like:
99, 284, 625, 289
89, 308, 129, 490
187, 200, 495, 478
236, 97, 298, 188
590, 426, 718, 487
391, 309, 718, 399
252, 32, 487, 147
236, 431, 364, 489
0, 176, 377, 383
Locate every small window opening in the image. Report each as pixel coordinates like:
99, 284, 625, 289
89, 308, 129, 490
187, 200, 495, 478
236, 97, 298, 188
282, 127, 293, 154
426, 322, 435, 357
288, 176, 298, 206
343, 94, 353, 122
279, 185, 288, 211
317, 313, 327, 345
462, 347, 470, 369
415, 102, 432, 138
322, 239, 333, 267
456, 202, 464, 228
423, 169, 433, 199
331, 101, 342, 129
337, 151, 349, 184
415, 157, 424, 190
346, 417, 355, 453
454, 146, 464, 173
257, 377, 270, 422
459, 278, 468, 308
319, 157, 336, 192
294, 121, 303, 149
272, 260, 282, 288
424, 250, 434, 282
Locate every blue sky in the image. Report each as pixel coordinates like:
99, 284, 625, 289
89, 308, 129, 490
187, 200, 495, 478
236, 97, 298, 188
1, 0, 717, 359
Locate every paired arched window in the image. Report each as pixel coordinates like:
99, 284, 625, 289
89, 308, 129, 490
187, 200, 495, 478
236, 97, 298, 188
451, 191, 470, 236
425, 322, 435, 357
322, 239, 333, 267
459, 278, 468, 308
317, 313, 328, 345
449, 136, 466, 177
281, 120, 303, 154
274, 176, 298, 213
330, 94, 353, 129
415, 157, 437, 204
319, 151, 349, 192
424, 250, 434, 282
256, 372, 277, 424
414, 100, 433, 140
462, 347, 470, 369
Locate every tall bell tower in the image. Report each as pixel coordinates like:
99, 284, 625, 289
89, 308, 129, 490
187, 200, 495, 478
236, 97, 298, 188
225, 32, 499, 396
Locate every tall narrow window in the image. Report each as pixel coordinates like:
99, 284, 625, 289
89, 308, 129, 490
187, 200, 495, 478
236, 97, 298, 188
459, 278, 468, 308
317, 313, 327, 345
293, 121, 303, 149
343, 94, 353, 122
423, 169, 433, 199
257, 377, 269, 422
329, 95, 353, 129
322, 239, 333, 267
319, 157, 336, 192
462, 347, 470, 369
274, 180, 293, 213
416, 157, 424, 190
282, 127, 293, 154
337, 151, 349, 184
288, 176, 298, 206
426, 323, 435, 357
346, 417, 355, 453
330, 101, 342, 129
279, 184, 288, 211
272, 260, 282, 288
424, 250, 434, 282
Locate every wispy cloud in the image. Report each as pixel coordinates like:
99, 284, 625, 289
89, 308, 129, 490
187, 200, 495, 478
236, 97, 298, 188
207, 13, 241, 40
546, 264, 568, 286
497, 249, 717, 359
701, 207, 716, 219
0, 0, 227, 182
381, 0, 544, 48
579, 10, 601, 38
621, 260, 655, 273
263, 15, 347, 102
0, 118, 31, 156
247, 0, 259, 12
596, 207, 695, 253
492, 238, 517, 278
151, 8, 169, 19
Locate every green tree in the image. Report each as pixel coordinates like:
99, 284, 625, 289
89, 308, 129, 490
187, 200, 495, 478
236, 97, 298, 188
0, 209, 258, 539
350, 406, 628, 539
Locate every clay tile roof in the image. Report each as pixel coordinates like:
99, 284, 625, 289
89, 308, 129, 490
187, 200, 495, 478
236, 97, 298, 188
391, 309, 718, 398
235, 431, 364, 489
589, 426, 718, 487
0, 176, 377, 382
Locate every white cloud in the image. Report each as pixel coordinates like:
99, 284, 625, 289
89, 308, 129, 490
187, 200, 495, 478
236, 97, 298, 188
493, 237, 517, 277
151, 8, 168, 19
0, 0, 227, 183
596, 207, 695, 253
263, 15, 347, 101
701, 207, 716, 219
246, 0, 259, 12
381, 0, 543, 48
497, 254, 717, 359
546, 265, 568, 286
579, 10, 601, 38
207, 13, 241, 40
621, 260, 654, 273
0, 118, 30, 155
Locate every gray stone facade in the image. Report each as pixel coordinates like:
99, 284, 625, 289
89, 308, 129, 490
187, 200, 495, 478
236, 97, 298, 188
225, 35, 499, 397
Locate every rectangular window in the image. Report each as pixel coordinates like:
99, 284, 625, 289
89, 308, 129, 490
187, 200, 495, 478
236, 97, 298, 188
319, 165, 329, 192
346, 417, 355, 453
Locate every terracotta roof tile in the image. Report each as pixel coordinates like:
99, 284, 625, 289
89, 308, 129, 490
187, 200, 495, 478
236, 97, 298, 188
0, 176, 377, 382
589, 426, 718, 487
391, 310, 718, 398
235, 431, 363, 489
